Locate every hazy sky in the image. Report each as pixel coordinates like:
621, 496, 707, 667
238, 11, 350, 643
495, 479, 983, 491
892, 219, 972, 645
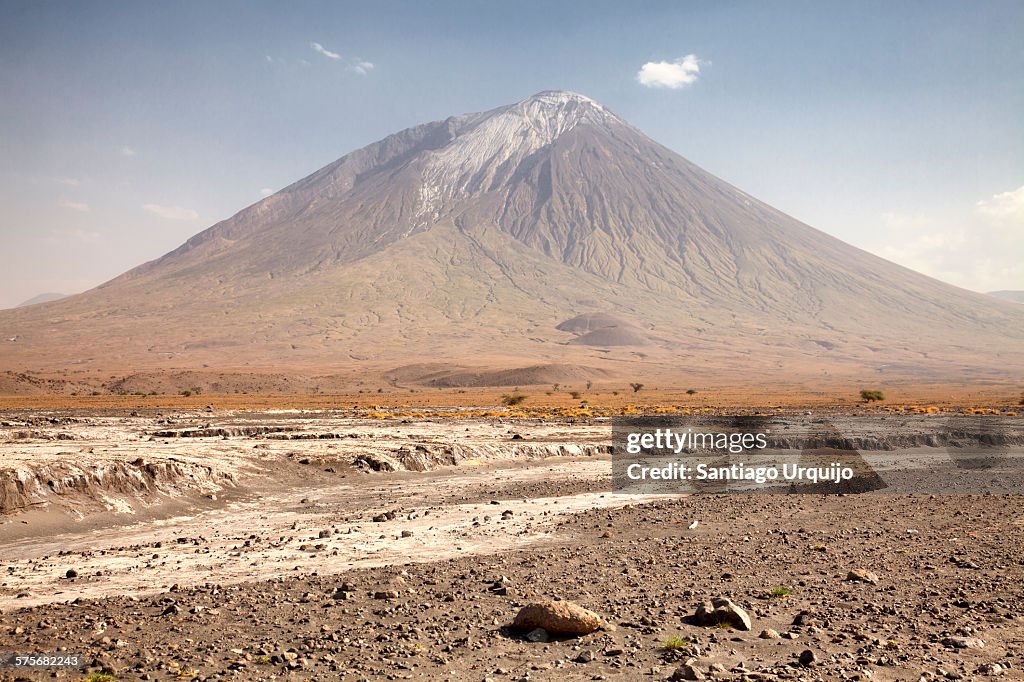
1, 0, 1022, 308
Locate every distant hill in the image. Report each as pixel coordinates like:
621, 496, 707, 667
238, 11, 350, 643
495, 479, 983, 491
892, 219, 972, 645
15, 292, 66, 308
988, 291, 1024, 304
1, 91, 1023, 388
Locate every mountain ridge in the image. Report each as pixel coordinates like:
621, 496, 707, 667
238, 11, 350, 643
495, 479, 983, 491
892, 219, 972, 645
2, 91, 1022, 388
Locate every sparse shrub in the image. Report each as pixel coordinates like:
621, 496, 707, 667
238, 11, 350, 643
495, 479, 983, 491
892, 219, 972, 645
377, 387, 383, 393
768, 585, 793, 599
661, 635, 690, 650
501, 394, 527, 406
569, 391, 581, 399
612, 390, 619, 396
189, 386, 203, 395
180, 390, 192, 397
630, 382, 644, 393
552, 383, 560, 392
84, 674, 117, 682
585, 380, 592, 390
1019, 394, 1024, 406
90, 391, 100, 396
686, 389, 698, 395
860, 389, 885, 402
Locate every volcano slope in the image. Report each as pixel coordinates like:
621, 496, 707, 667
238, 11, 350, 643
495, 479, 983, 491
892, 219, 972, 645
1, 91, 1022, 391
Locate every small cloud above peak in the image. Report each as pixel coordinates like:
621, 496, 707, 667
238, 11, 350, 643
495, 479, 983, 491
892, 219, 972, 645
348, 59, 374, 75
120, 146, 137, 157
309, 42, 373, 74
637, 54, 704, 89
311, 41, 342, 60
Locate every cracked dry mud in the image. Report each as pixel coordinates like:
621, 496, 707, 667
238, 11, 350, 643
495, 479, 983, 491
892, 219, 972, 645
0, 410, 1022, 681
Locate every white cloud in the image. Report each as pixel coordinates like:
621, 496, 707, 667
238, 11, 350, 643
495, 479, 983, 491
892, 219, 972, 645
120, 146, 136, 157
259, 187, 274, 197
57, 198, 90, 212
142, 203, 199, 221
976, 183, 1024, 223
637, 54, 704, 89
872, 188, 1024, 292
311, 41, 342, 60
56, 177, 80, 187
348, 59, 374, 75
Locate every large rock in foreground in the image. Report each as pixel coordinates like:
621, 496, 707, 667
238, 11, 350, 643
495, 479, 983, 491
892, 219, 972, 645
693, 597, 753, 631
512, 600, 610, 635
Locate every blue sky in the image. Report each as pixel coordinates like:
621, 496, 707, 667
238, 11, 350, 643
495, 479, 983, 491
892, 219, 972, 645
1, 0, 1022, 308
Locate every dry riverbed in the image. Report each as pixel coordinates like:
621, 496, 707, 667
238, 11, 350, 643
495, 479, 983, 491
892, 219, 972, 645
1, 410, 1022, 681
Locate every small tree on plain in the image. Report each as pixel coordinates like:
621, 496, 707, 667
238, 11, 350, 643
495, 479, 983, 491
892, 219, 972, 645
630, 382, 644, 393
860, 389, 885, 402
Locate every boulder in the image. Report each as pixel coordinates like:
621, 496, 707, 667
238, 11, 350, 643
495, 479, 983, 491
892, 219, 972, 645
512, 600, 610, 635
693, 597, 752, 631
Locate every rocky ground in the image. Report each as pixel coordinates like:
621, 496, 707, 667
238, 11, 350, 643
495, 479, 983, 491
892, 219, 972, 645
1, 411, 1022, 681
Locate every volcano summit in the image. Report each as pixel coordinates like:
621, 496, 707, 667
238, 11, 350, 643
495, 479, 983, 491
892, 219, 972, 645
2, 91, 1022, 390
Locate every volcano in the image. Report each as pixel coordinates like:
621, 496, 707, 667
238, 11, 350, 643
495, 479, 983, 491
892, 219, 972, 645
2, 91, 1022, 390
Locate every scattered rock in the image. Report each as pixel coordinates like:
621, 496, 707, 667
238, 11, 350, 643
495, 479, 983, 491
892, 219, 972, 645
574, 650, 595, 663
758, 628, 780, 639
799, 649, 817, 667
670, 664, 705, 680
944, 636, 985, 650
847, 568, 879, 584
525, 628, 549, 643
65, 569, 78, 579
792, 610, 815, 627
